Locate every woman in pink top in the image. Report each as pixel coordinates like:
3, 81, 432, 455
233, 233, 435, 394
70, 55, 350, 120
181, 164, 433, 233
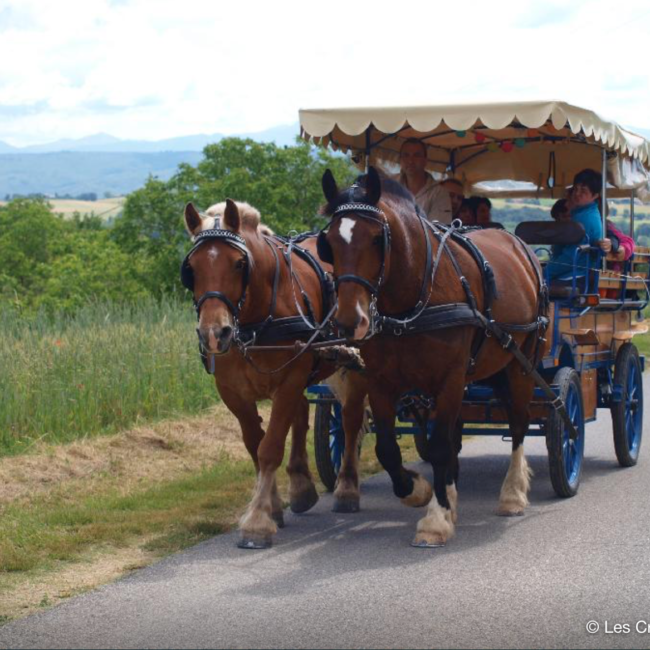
600, 220, 635, 270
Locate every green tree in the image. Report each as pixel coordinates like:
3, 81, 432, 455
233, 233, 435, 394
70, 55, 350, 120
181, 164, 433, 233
112, 138, 355, 295
0, 199, 65, 307
37, 232, 149, 314
0, 198, 151, 314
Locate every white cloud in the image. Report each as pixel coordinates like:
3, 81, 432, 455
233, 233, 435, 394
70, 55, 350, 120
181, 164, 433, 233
0, 0, 649, 145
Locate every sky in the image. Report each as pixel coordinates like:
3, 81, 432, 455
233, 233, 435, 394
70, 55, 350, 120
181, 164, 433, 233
0, 0, 649, 146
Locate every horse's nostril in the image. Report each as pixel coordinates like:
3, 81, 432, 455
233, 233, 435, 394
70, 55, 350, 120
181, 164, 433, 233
220, 326, 233, 341
334, 321, 355, 339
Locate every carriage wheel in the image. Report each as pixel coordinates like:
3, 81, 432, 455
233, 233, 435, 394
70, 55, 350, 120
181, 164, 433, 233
546, 368, 585, 498
314, 400, 345, 492
611, 343, 644, 467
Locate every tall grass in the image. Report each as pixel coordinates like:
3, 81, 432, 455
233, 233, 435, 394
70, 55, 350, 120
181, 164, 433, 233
0, 298, 218, 455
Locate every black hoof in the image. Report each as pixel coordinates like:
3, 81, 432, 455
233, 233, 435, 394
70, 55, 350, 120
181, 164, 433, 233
290, 485, 319, 514
237, 536, 272, 550
332, 498, 360, 513
272, 510, 285, 528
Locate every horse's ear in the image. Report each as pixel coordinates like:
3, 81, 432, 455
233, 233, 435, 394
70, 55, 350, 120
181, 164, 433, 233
322, 169, 339, 204
223, 198, 241, 232
184, 202, 202, 236
365, 166, 382, 205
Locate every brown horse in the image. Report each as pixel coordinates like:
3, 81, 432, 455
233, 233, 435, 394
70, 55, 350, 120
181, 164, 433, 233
182, 199, 367, 548
319, 168, 547, 547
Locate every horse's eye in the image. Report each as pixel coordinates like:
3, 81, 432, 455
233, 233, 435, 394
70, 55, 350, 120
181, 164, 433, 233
235, 258, 247, 270
373, 235, 383, 247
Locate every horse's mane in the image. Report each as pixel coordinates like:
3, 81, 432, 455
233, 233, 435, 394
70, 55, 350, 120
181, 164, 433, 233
202, 201, 275, 236
322, 172, 417, 217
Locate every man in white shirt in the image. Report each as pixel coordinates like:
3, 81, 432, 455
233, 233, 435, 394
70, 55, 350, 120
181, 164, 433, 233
440, 178, 465, 221
393, 139, 453, 223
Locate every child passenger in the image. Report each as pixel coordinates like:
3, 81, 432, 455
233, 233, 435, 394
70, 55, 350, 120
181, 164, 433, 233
546, 169, 603, 281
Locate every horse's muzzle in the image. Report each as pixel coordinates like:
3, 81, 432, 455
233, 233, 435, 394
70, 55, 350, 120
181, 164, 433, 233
334, 310, 369, 342
197, 325, 234, 355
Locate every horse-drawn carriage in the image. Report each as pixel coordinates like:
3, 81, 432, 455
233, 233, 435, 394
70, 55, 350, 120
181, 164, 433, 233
182, 101, 649, 549
301, 101, 649, 500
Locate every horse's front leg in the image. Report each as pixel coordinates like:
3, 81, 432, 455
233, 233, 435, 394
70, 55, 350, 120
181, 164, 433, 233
370, 387, 432, 507
497, 363, 535, 516
238, 378, 305, 549
413, 381, 464, 547
332, 370, 367, 513
219, 387, 285, 529
287, 395, 319, 514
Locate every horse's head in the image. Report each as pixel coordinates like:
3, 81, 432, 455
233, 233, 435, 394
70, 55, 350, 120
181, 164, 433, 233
182, 199, 259, 355
319, 167, 389, 341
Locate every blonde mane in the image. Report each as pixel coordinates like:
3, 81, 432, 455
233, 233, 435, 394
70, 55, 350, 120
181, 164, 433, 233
202, 201, 274, 237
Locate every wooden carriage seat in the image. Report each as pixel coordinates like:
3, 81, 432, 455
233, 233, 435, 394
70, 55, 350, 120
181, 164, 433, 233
514, 221, 588, 298
598, 245, 650, 299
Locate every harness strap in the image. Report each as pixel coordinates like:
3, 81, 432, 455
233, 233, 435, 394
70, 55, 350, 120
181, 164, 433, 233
238, 316, 325, 345
336, 274, 380, 296
475, 311, 577, 440
265, 237, 281, 320
195, 290, 240, 317
280, 236, 319, 328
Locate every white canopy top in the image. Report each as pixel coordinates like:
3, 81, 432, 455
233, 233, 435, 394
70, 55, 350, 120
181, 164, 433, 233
299, 100, 650, 196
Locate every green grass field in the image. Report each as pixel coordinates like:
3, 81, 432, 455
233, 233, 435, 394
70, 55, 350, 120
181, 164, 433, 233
0, 298, 217, 455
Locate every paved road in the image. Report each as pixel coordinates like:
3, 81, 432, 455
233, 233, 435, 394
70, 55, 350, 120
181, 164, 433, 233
2, 385, 650, 650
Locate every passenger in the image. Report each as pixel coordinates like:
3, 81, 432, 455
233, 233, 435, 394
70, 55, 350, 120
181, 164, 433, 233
546, 168, 603, 281
596, 202, 635, 267
394, 139, 452, 223
600, 220, 635, 266
469, 196, 492, 225
550, 198, 570, 222
440, 178, 465, 221
458, 199, 475, 225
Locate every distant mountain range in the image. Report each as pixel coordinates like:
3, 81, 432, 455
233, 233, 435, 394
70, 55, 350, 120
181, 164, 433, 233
0, 124, 301, 197
0, 122, 647, 198
0, 123, 300, 154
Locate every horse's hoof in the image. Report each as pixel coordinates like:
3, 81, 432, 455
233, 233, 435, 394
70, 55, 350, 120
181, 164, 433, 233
497, 507, 525, 517
272, 510, 285, 528
237, 535, 272, 550
332, 498, 360, 513
290, 485, 319, 514
411, 538, 445, 549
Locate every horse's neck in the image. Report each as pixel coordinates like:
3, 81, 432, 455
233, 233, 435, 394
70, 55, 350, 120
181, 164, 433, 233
381, 217, 464, 313
379, 214, 427, 313
238, 235, 280, 324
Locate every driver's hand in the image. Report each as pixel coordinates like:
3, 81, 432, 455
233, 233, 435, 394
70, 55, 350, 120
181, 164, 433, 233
599, 238, 612, 253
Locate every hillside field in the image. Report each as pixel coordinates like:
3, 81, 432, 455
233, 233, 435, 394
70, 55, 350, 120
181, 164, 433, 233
0, 197, 125, 220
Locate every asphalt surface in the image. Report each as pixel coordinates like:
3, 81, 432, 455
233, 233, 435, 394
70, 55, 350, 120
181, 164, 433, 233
2, 383, 650, 650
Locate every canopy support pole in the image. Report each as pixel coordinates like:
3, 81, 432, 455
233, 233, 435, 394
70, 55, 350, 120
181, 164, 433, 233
602, 148, 607, 272
365, 127, 371, 173
630, 190, 635, 238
